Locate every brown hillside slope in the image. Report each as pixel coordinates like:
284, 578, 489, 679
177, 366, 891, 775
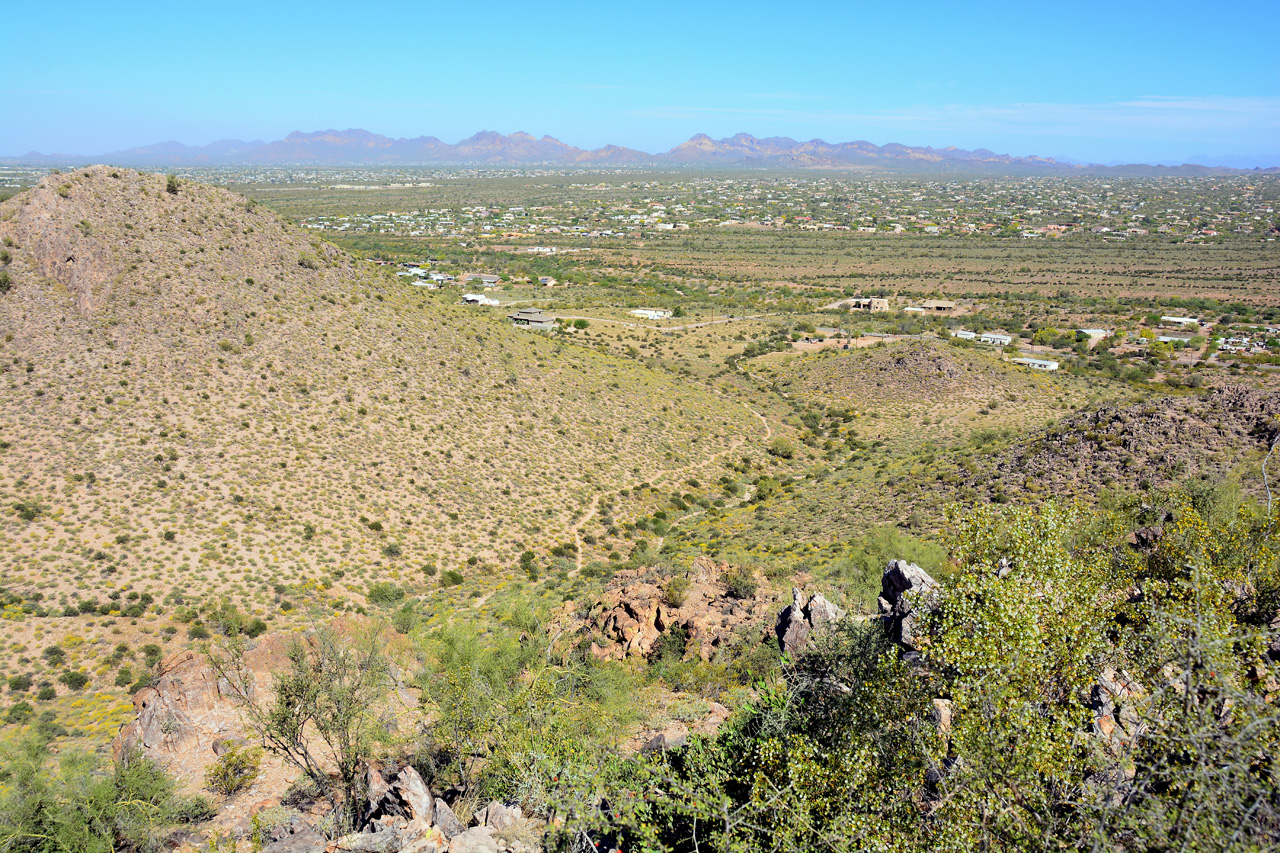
0, 167, 758, 616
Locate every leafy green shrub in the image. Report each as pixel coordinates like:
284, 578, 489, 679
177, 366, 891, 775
165, 174, 180, 195
0, 739, 193, 850
36, 686, 56, 701
440, 570, 464, 587
141, 643, 164, 668
189, 624, 211, 640
7, 674, 32, 692
204, 742, 262, 795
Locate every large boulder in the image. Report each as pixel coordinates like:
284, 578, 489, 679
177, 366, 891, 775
878, 559, 939, 653
775, 588, 848, 655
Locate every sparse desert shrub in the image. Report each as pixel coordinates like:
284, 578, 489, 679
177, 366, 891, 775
0, 271, 10, 294
204, 742, 262, 795
165, 174, 179, 194
723, 565, 759, 600
440, 570, 464, 587
35, 686, 56, 702
8, 674, 32, 693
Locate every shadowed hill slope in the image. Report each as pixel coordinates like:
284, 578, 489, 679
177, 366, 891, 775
0, 167, 759, 612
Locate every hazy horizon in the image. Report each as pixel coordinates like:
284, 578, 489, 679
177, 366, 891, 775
3, 0, 1277, 167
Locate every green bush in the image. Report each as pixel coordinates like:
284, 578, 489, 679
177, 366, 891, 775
204, 742, 262, 795
722, 565, 758, 600
367, 581, 405, 606
661, 575, 690, 608
58, 670, 90, 691
391, 604, 418, 634
165, 174, 180, 195
767, 437, 796, 459
5, 701, 34, 725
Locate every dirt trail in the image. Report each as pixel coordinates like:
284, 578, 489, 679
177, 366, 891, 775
569, 395, 773, 574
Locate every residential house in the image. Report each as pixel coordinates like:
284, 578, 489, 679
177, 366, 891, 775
507, 309, 556, 330
1012, 357, 1059, 371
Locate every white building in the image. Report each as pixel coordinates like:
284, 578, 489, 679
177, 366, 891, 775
979, 333, 1013, 346
629, 308, 673, 321
1012, 357, 1059, 371
462, 294, 499, 307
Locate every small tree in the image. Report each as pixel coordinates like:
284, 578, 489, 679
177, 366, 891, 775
165, 174, 179, 195
209, 627, 390, 830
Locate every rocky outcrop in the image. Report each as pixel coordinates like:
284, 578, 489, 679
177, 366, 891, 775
973, 387, 1280, 501
775, 588, 847, 655
581, 557, 775, 661
878, 559, 939, 655
112, 636, 294, 788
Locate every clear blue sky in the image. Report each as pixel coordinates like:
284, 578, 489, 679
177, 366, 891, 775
4, 0, 1277, 165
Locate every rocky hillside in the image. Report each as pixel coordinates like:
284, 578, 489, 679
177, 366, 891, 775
0, 167, 758, 631
967, 386, 1280, 501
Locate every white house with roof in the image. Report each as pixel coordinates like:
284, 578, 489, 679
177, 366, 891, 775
979, 332, 1013, 346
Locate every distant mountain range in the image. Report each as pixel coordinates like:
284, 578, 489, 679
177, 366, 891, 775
10, 129, 1277, 174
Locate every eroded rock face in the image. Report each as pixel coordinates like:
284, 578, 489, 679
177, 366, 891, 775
112, 636, 290, 786
878, 559, 939, 653
582, 557, 775, 661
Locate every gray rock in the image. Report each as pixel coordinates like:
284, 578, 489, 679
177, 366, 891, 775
805, 592, 845, 629
879, 560, 939, 651
447, 826, 499, 853
433, 799, 465, 840
775, 588, 811, 655
332, 828, 403, 852
775, 588, 847, 655
262, 823, 327, 853
476, 801, 521, 831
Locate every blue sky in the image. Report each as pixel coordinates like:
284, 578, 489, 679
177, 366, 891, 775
4, 0, 1277, 165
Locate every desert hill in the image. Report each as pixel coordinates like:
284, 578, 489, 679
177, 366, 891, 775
755, 340, 1100, 449
0, 167, 759, 621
